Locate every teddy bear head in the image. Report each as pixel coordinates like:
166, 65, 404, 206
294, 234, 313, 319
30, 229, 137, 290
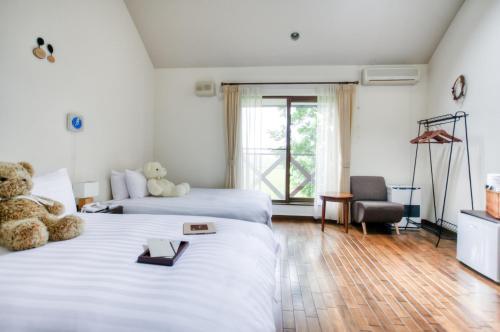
143, 162, 167, 179
0, 161, 35, 199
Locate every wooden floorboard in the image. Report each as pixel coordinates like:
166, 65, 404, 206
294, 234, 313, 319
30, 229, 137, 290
273, 219, 500, 332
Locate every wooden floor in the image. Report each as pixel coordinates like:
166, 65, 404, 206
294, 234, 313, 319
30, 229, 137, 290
273, 219, 500, 332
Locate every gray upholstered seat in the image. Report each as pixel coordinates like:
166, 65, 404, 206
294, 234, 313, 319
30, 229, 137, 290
350, 176, 404, 235
352, 201, 404, 224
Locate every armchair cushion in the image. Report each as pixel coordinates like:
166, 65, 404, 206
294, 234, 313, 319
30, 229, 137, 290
352, 201, 404, 224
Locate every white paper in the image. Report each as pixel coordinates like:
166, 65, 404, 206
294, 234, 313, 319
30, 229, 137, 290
147, 238, 175, 258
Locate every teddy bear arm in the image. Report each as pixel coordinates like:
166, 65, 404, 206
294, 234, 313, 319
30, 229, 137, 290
147, 180, 164, 196
45, 200, 65, 215
158, 180, 176, 197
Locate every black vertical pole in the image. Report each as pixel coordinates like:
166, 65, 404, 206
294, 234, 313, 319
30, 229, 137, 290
462, 113, 474, 210
428, 134, 438, 225
437, 117, 458, 247
406, 123, 422, 230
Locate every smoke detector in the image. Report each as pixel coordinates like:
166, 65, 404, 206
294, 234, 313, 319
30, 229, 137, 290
290, 32, 300, 41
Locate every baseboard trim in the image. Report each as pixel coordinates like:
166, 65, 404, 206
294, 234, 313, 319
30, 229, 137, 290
273, 215, 314, 221
272, 215, 338, 224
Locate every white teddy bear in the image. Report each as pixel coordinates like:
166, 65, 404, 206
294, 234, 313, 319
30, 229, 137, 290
143, 162, 190, 197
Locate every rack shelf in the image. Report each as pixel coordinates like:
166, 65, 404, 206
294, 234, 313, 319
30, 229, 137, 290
407, 111, 474, 247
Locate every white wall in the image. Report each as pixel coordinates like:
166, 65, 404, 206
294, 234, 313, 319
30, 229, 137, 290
0, 0, 155, 201
425, 0, 500, 224
155, 65, 428, 214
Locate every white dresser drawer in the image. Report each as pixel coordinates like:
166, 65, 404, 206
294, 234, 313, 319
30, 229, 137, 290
457, 211, 500, 282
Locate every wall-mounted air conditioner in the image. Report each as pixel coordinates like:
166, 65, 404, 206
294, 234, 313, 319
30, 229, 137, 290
361, 66, 420, 86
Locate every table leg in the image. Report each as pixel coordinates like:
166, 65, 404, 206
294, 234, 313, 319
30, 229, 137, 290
321, 200, 326, 232
343, 202, 349, 233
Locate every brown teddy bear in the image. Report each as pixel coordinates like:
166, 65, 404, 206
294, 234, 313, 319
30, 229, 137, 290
0, 161, 84, 251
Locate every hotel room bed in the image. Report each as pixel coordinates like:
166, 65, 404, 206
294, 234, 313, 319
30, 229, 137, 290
0, 213, 279, 332
111, 188, 273, 227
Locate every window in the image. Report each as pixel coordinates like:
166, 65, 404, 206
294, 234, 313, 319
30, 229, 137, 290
256, 96, 318, 203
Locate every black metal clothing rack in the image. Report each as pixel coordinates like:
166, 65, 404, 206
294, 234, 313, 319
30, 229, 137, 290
407, 111, 474, 247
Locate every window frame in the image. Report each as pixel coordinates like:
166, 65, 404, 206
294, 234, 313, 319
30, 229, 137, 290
262, 95, 318, 204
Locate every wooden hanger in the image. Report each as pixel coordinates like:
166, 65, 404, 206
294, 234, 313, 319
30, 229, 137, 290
410, 130, 462, 144
410, 131, 442, 144
433, 129, 462, 142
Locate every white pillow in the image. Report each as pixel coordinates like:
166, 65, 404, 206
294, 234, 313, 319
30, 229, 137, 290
32, 168, 77, 215
110, 170, 129, 200
125, 169, 148, 199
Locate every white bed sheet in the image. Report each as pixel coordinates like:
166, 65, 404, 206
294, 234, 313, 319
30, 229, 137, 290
0, 213, 279, 332
112, 188, 273, 227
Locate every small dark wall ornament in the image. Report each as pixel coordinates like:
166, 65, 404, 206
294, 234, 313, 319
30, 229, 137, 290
452, 75, 466, 101
47, 44, 55, 63
33, 37, 46, 59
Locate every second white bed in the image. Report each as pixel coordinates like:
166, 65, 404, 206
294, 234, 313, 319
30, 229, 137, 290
112, 188, 273, 227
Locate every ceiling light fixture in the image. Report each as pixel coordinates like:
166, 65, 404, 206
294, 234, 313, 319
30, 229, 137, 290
290, 32, 300, 41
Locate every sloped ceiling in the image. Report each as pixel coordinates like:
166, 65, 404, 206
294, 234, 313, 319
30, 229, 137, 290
125, 0, 464, 68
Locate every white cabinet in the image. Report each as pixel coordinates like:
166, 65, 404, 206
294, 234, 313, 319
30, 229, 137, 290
387, 185, 421, 228
457, 211, 500, 283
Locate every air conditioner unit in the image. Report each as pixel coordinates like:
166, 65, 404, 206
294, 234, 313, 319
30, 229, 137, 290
361, 66, 420, 86
195, 81, 216, 97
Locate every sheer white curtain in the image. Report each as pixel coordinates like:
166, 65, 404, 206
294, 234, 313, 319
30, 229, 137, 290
236, 86, 264, 190
314, 85, 341, 219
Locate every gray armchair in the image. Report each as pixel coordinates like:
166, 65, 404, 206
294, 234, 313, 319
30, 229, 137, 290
350, 176, 404, 235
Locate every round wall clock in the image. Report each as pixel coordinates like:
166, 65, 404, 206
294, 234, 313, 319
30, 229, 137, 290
452, 75, 466, 101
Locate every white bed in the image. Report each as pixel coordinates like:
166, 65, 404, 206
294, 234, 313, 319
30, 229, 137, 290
0, 213, 279, 332
112, 188, 273, 227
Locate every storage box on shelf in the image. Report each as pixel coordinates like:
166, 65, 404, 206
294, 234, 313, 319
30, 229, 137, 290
486, 190, 500, 219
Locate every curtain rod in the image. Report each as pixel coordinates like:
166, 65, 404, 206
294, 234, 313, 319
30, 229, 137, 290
220, 81, 359, 86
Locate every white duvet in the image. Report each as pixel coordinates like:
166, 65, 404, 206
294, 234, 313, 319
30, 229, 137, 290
112, 188, 273, 227
0, 213, 279, 332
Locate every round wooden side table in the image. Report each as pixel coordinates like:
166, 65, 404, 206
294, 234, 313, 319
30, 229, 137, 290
320, 192, 353, 233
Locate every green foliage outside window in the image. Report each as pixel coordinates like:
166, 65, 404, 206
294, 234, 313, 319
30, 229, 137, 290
267, 105, 317, 198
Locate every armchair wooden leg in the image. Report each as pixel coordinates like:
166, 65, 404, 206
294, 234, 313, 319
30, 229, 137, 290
361, 222, 367, 235
394, 223, 400, 235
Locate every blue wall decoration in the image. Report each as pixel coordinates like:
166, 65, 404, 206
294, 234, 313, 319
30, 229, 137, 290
67, 113, 84, 132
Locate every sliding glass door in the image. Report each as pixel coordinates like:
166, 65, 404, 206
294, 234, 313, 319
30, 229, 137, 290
260, 96, 318, 203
